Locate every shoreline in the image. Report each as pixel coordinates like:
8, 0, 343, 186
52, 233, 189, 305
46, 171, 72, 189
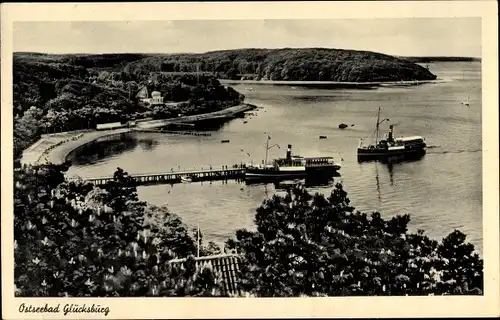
219, 78, 449, 86
20, 103, 255, 167
135, 103, 255, 129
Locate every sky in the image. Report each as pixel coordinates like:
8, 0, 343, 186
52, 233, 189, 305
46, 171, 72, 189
13, 18, 481, 57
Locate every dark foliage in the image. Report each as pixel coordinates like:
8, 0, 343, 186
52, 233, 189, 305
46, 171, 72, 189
14, 165, 225, 297
226, 184, 483, 297
13, 53, 244, 159
13, 164, 483, 297
159, 48, 438, 82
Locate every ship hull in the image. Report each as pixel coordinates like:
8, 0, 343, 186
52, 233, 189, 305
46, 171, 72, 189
245, 171, 307, 179
245, 165, 339, 180
357, 145, 426, 161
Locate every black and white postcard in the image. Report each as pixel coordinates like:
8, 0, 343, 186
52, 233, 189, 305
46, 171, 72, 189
1, 1, 499, 319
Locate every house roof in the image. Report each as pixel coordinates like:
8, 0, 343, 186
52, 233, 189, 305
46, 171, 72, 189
136, 86, 149, 98
169, 253, 242, 296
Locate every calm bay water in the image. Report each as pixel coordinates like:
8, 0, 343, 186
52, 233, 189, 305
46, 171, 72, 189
68, 62, 482, 253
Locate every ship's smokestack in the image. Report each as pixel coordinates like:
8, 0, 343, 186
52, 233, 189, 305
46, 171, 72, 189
388, 125, 394, 142
286, 144, 292, 160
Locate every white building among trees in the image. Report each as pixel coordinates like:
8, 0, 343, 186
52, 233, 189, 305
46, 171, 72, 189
136, 87, 164, 106
150, 91, 164, 105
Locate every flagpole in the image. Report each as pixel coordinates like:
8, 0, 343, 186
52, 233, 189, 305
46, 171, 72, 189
265, 135, 270, 165
197, 222, 200, 258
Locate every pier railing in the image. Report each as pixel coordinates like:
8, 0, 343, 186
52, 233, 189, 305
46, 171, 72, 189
68, 166, 247, 186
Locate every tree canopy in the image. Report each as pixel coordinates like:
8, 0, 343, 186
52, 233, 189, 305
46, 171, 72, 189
14, 164, 224, 297
14, 164, 483, 297
13, 53, 244, 160
226, 184, 483, 296
159, 48, 438, 81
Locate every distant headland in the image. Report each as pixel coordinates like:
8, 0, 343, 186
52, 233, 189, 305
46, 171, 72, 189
129, 48, 439, 82
398, 56, 481, 63
14, 47, 445, 83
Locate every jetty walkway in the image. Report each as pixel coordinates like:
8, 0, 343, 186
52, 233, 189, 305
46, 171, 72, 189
69, 166, 246, 186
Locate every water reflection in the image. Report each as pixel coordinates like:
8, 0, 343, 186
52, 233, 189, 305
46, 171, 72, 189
69, 134, 138, 165
194, 118, 233, 130
357, 150, 426, 164
367, 153, 425, 204
387, 162, 395, 186
244, 174, 340, 190
138, 138, 159, 151
375, 164, 381, 203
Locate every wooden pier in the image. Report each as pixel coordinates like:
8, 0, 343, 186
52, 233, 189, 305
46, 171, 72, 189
163, 130, 212, 136
70, 167, 246, 186
133, 128, 212, 136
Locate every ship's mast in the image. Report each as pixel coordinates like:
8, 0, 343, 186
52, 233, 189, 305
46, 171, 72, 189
374, 107, 390, 145
265, 136, 270, 165
264, 134, 279, 165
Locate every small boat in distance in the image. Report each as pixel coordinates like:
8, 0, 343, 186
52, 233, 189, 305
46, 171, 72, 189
180, 175, 192, 183
461, 95, 470, 106
319, 135, 328, 139
338, 123, 348, 129
221, 140, 230, 143
357, 107, 426, 161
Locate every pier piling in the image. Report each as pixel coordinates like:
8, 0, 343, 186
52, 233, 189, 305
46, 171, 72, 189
71, 166, 246, 187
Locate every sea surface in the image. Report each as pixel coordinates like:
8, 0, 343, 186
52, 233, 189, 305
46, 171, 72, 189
67, 61, 483, 254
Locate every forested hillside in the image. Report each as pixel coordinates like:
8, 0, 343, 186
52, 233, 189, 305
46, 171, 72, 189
13, 53, 244, 159
159, 48, 438, 82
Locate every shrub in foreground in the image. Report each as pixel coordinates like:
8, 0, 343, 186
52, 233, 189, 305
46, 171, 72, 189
14, 165, 224, 297
14, 164, 483, 297
227, 184, 483, 296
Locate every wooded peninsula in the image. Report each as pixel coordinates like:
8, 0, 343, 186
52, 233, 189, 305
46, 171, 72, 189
13, 48, 443, 159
